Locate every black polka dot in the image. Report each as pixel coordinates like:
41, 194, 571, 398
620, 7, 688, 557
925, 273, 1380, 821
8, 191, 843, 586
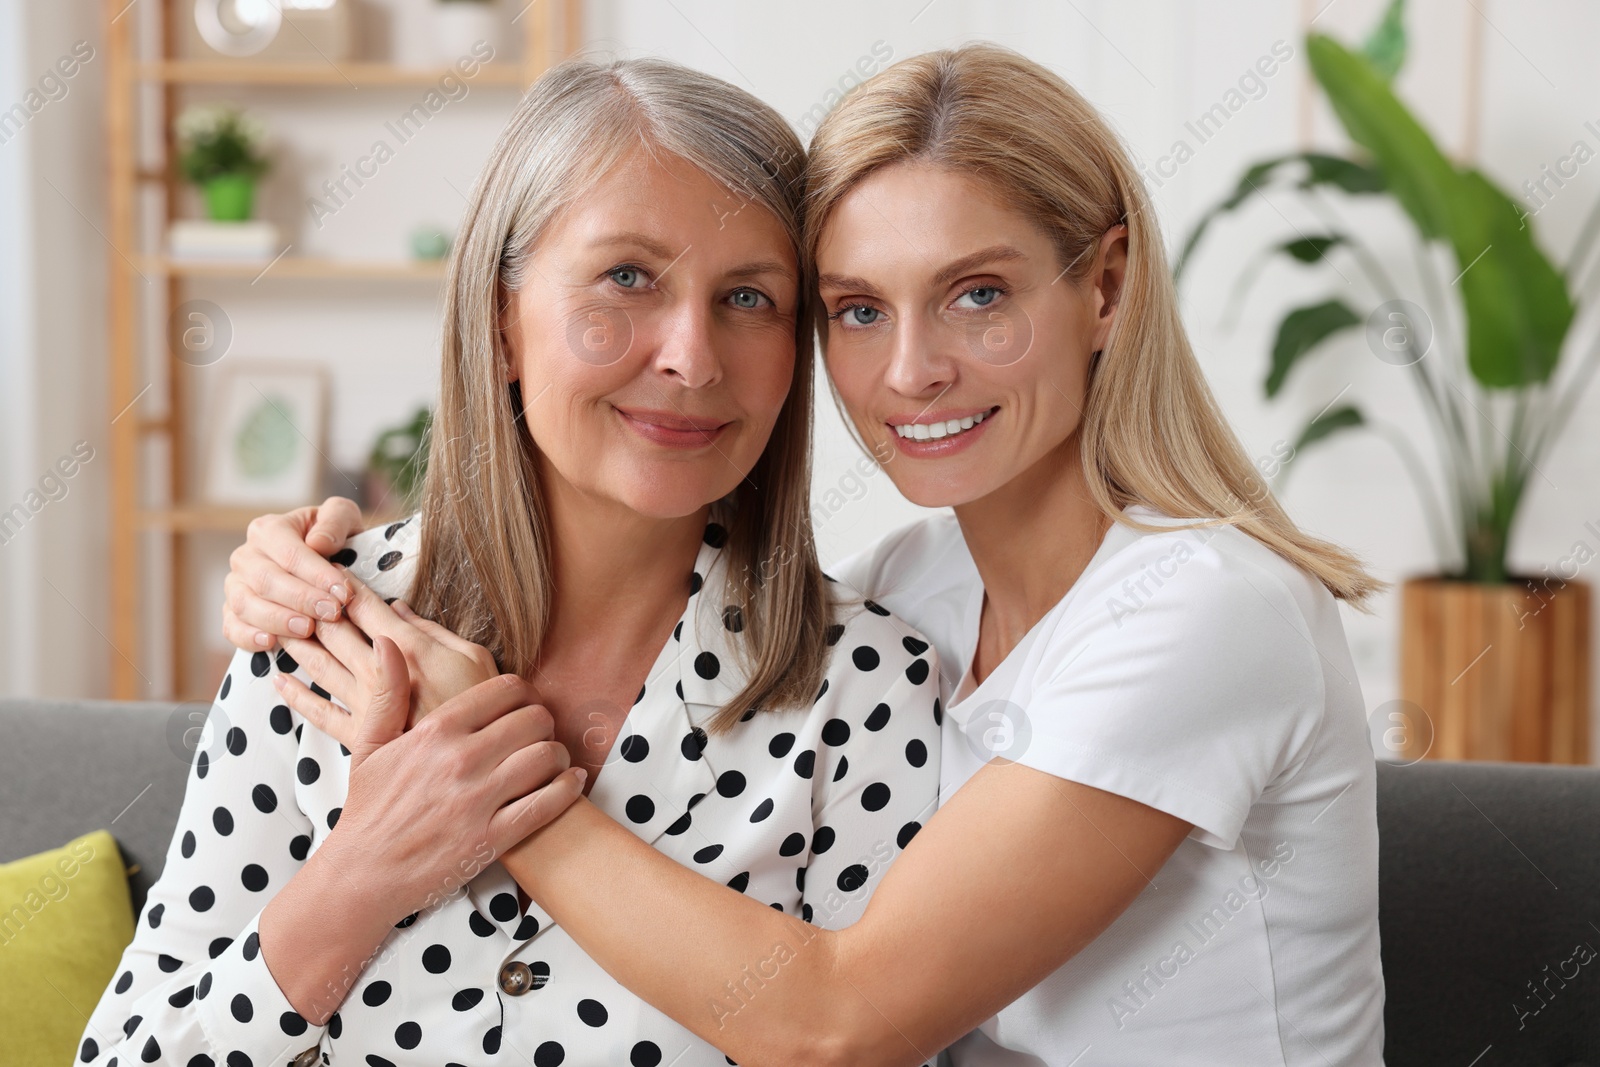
726, 871, 750, 893
722, 605, 744, 632
834, 755, 850, 782
681, 727, 708, 760
703, 522, 728, 547
269, 704, 292, 734
189, 885, 215, 911
375, 549, 402, 571
825, 622, 845, 646
211, 807, 233, 836
251, 784, 277, 813
838, 864, 870, 892
482, 1025, 502, 1055
80, 1038, 98, 1062
296, 757, 321, 785
665, 811, 692, 835
208, 936, 232, 958
625, 794, 655, 823
219, 675, 232, 700
115, 970, 133, 993
250, 651, 271, 677
394, 912, 418, 930
195, 971, 212, 999
689, 571, 703, 596
147, 902, 164, 928
363, 980, 392, 1007
619, 735, 649, 762
716, 770, 746, 797
694, 651, 720, 679
242, 931, 259, 960
906, 659, 930, 685
367, 1056, 396, 1067
179, 829, 196, 859
328, 1011, 341, 1038
226, 727, 248, 757
226, 1051, 252, 1067
577, 998, 609, 1026
326, 807, 342, 830
230, 993, 252, 1023
852, 646, 880, 671
529, 960, 550, 989
534, 1040, 565, 1066
749, 797, 774, 822
452, 988, 484, 1011
815, 678, 830, 702
793, 749, 815, 779
862, 782, 891, 811
821, 718, 851, 746
124, 1013, 142, 1036
630, 1040, 663, 1066
422, 944, 451, 973
779, 832, 807, 857
812, 826, 836, 854
279, 1010, 307, 1036
196, 750, 208, 779
634, 684, 646, 705
468, 910, 496, 937
903, 634, 930, 655
384, 519, 408, 539
673, 620, 683, 641
289, 834, 310, 861
906, 739, 928, 767
395, 1020, 422, 1049
140, 1035, 160, 1062
514, 913, 541, 941
694, 843, 724, 863
769, 732, 795, 757
168, 985, 194, 1008
490, 892, 519, 922
933, 697, 943, 726
329, 547, 357, 565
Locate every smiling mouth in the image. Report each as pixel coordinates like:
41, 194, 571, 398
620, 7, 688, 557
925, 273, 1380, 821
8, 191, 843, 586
889, 406, 999, 441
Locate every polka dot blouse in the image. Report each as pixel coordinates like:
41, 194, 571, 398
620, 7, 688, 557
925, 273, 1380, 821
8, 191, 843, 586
77, 511, 944, 1067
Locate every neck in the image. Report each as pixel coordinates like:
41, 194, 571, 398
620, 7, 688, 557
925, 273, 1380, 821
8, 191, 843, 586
539, 481, 711, 661
952, 434, 1112, 660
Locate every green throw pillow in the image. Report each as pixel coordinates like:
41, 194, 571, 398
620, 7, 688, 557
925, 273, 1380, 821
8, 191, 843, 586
0, 829, 135, 1066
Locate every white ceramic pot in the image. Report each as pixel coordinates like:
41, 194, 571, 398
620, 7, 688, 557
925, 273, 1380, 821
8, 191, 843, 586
431, 2, 500, 65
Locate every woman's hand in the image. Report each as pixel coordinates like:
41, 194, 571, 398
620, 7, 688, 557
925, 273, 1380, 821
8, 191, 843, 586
223, 496, 365, 652
317, 641, 585, 923
271, 572, 498, 743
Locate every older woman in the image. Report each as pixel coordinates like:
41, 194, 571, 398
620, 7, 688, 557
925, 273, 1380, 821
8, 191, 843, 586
77, 57, 941, 1067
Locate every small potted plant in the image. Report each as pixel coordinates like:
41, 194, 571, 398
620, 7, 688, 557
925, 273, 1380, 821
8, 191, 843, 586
175, 103, 271, 222
364, 406, 433, 519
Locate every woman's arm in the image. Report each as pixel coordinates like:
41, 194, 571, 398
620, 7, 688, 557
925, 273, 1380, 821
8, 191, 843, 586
501, 747, 1191, 1067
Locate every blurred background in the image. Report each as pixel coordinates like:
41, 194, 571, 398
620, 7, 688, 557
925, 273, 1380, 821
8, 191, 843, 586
1, 0, 1596, 765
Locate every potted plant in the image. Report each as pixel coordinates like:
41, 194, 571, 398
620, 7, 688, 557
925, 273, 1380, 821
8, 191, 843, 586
1178, 0, 1597, 763
364, 406, 433, 519
175, 103, 272, 222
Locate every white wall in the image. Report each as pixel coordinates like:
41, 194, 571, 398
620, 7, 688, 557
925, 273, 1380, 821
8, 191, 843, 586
2, 0, 1597, 748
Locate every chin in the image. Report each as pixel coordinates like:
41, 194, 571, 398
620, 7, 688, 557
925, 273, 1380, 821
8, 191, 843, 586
886, 469, 1004, 510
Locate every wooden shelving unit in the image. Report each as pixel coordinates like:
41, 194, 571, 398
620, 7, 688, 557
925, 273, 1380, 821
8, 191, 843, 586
103, 0, 582, 701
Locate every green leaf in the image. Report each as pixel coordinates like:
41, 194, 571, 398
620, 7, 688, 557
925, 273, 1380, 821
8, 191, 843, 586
1292, 404, 1366, 454
1308, 33, 1573, 387
1267, 299, 1361, 397
1282, 234, 1346, 263
1174, 153, 1383, 280
1361, 0, 1407, 81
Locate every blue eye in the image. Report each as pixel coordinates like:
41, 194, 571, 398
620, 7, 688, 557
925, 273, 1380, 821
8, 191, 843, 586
608, 266, 646, 288
730, 288, 769, 309
955, 286, 1001, 309
839, 305, 881, 326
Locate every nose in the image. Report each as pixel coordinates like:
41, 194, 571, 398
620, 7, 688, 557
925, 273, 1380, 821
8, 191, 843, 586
882, 313, 957, 399
652, 300, 722, 390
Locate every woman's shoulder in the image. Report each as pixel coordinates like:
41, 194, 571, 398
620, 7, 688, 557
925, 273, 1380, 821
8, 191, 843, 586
825, 511, 973, 605
331, 512, 422, 600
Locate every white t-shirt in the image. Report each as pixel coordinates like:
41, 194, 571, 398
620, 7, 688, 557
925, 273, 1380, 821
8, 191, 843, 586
831, 506, 1385, 1066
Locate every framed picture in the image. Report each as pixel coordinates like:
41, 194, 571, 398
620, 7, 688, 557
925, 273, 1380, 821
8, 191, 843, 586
202, 360, 328, 507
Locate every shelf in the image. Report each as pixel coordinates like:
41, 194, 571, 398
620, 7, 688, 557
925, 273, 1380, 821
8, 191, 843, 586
134, 60, 530, 88
142, 256, 446, 280
138, 505, 269, 533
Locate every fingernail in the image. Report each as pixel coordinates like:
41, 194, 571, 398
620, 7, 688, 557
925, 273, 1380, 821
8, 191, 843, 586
574, 768, 588, 783
316, 600, 338, 621
330, 583, 349, 602
289, 616, 313, 637
271, 674, 287, 691
254, 631, 273, 647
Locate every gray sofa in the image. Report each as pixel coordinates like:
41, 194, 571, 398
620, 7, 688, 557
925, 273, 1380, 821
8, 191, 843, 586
4, 698, 1598, 1064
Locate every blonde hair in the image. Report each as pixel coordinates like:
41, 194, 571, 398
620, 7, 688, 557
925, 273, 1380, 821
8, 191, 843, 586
406, 57, 830, 730
805, 43, 1382, 605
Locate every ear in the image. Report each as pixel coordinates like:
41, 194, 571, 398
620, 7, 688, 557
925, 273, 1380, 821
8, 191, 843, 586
497, 285, 522, 384
1089, 223, 1129, 352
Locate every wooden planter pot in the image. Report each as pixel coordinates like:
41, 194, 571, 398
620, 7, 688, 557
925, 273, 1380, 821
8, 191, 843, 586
1399, 577, 1591, 763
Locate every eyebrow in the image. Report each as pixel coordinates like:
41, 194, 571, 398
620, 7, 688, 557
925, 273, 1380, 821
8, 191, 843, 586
591, 234, 795, 284
818, 244, 1029, 296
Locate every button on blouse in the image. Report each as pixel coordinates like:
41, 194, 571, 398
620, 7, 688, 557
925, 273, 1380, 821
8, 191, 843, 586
77, 509, 944, 1067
